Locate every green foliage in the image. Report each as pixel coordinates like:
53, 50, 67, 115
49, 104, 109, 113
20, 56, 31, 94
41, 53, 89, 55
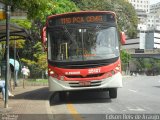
127, 27, 137, 38
52, 0, 79, 14
11, 19, 32, 29
19, 41, 47, 78
1, 0, 79, 78
8, 19, 32, 49
120, 49, 131, 71
135, 58, 160, 71
120, 49, 131, 64
20, 58, 36, 66
33, 42, 47, 70
4, 0, 78, 22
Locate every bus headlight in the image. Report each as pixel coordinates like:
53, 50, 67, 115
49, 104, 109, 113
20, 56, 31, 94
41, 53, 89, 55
115, 67, 120, 71
50, 71, 54, 74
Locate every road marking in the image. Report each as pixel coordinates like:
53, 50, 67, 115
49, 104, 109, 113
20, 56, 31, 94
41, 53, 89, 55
108, 108, 116, 112
67, 103, 83, 120
127, 107, 145, 112
128, 89, 137, 93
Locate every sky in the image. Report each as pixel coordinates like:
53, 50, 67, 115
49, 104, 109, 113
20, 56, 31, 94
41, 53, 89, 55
150, 0, 160, 5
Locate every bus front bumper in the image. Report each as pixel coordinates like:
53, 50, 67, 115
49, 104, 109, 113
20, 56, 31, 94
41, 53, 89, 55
48, 72, 122, 92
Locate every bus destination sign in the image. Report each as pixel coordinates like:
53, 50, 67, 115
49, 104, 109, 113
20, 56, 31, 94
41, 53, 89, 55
60, 15, 103, 24
48, 14, 115, 26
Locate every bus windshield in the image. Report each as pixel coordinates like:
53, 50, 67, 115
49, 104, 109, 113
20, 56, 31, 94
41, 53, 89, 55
48, 25, 119, 61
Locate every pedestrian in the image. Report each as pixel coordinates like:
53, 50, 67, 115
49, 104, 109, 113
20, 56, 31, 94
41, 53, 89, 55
0, 80, 14, 101
45, 69, 48, 78
9, 58, 20, 87
21, 66, 30, 88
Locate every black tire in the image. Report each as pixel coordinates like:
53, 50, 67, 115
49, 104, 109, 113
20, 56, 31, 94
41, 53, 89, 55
59, 91, 66, 101
109, 88, 117, 99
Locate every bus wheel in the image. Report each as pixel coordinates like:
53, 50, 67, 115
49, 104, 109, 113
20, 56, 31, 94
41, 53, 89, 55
109, 88, 117, 99
59, 91, 66, 101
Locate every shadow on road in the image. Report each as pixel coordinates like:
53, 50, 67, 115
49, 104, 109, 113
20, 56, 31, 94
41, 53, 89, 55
50, 90, 112, 106
12, 87, 51, 100
153, 86, 160, 88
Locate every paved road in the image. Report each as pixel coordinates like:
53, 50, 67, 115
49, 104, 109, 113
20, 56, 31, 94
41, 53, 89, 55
50, 76, 160, 120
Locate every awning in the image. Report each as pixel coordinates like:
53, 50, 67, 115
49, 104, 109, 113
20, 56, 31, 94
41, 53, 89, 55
0, 21, 32, 42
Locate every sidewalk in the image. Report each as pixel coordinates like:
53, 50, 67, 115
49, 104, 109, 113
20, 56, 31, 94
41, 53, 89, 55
0, 86, 53, 120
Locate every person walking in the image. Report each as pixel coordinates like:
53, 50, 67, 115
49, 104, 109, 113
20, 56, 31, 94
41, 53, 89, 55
9, 58, 20, 87
21, 66, 30, 88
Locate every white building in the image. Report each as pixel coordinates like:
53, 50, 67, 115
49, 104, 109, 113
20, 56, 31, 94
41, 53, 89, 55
147, 13, 160, 29
127, 0, 150, 13
127, 0, 160, 32
146, 2, 160, 30
150, 2, 160, 14
127, 0, 150, 31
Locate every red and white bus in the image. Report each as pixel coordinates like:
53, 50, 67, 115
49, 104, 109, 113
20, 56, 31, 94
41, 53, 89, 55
41, 11, 126, 99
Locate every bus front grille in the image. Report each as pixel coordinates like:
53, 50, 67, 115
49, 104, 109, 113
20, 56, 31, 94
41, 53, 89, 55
65, 73, 104, 78
68, 80, 101, 87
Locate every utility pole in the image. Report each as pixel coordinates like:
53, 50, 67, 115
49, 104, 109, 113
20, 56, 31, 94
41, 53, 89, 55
14, 39, 16, 88
4, 3, 11, 108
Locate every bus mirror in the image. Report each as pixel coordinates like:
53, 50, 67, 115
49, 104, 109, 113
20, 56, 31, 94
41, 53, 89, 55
41, 27, 47, 51
120, 32, 126, 45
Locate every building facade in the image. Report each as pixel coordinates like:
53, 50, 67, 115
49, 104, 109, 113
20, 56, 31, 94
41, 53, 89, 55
150, 2, 160, 14
128, 0, 150, 13
122, 30, 160, 50
128, 0, 160, 30
147, 13, 160, 29
147, 2, 160, 30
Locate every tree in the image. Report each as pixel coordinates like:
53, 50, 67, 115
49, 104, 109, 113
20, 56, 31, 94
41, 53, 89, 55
1, 0, 79, 78
2, 0, 78, 22
120, 49, 131, 72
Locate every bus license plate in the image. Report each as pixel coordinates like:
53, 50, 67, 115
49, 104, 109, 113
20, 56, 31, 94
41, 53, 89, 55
79, 81, 91, 86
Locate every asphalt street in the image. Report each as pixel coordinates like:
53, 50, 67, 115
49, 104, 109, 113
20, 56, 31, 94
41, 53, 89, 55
50, 75, 160, 120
